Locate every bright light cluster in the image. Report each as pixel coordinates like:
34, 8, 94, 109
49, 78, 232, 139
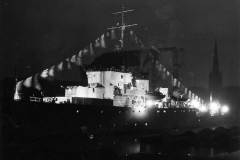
209, 102, 220, 115
209, 102, 230, 116
189, 99, 229, 116
199, 105, 208, 113
132, 97, 230, 118
190, 99, 200, 109
131, 99, 158, 118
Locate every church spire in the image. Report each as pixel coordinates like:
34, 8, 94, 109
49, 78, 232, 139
209, 39, 222, 101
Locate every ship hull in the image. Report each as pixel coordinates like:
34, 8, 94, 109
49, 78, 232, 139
7, 101, 201, 137
3, 101, 234, 159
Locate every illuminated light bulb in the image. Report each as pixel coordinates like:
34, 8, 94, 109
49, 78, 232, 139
220, 105, 229, 115
199, 105, 208, 113
209, 102, 220, 115
190, 99, 200, 109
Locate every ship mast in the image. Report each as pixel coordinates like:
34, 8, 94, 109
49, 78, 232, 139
108, 5, 138, 49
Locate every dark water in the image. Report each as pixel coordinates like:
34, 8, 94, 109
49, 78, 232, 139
2, 101, 240, 159
3, 127, 240, 160
89, 129, 240, 160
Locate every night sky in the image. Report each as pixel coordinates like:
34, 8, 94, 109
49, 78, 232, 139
1, 0, 240, 88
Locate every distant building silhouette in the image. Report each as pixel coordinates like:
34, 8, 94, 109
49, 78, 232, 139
209, 40, 222, 101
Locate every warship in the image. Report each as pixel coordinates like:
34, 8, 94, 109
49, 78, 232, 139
6, 6, 230, 140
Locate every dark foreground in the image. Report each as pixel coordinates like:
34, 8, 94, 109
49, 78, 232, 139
2, 101, 240, 160
3, 126, 240, 160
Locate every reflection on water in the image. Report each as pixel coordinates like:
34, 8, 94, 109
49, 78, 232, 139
3, 126, 240, 160
93, 127, 240, 160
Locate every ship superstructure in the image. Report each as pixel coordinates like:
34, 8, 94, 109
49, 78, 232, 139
11, 6, 230, 135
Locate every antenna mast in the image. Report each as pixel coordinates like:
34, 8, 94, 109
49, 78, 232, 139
108, 5, 138, 48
